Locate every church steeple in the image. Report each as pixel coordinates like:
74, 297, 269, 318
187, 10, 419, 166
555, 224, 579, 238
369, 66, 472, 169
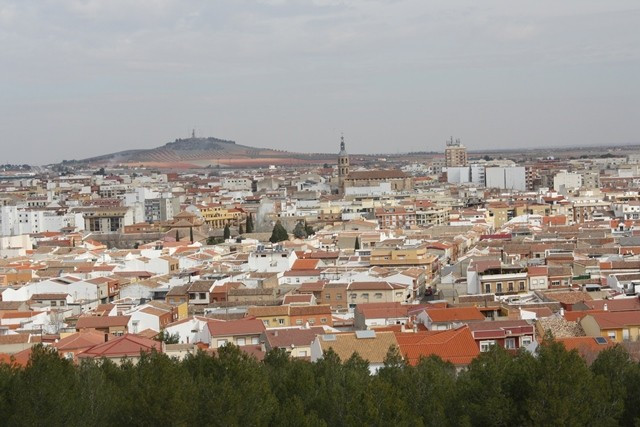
338, 133, 350, 191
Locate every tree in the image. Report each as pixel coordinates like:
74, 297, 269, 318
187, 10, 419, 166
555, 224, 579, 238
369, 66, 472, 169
269, 221, 289, 243
223, 224, 231, 240
304, 222, 314, 236
245, 214, 254, 233
175, 229, 180, 242
293, 221, 307, 239
189, 227, 194, 243
354, 237, 360, 250
239, 224, 244, 235
156, 331, 180, 344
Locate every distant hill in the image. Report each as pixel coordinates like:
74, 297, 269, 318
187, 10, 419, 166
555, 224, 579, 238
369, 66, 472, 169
75, 136, 336, 168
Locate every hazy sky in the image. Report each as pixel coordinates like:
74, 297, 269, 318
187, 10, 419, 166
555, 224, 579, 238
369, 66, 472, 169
1, 0, 639, 164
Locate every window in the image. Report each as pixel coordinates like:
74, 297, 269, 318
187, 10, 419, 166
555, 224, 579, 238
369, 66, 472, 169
375, 293, 383, 299
519, 281, 525, 291
299, 350, 308, 357
325, 294, 331, 300
362, 293, 369, 299
51, 301, 57, 306
485, 284, 491, 293
60, 300, 65, 306
308, 318, 315, 325
508, 283, 514, 292
263, 320, 269, 326
217, 339, 228, 347
189, 293, 195, 300
496, 283, 503, 293
320, 318, 327, 324
199, 292, 206, 299
623, 329, 630, 341
296, 319, 303, 325
521, 336, 532, 346
505, 338, 516, 350
278, 319, 285, 325
608, 331, 616, 340
337, 294, 342, 300
236, 338, 246, 346
480, 340, 496, 352
252, 337, 259, 345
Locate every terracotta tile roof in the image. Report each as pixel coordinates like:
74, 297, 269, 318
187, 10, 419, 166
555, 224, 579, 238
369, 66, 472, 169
207, 318, 266, 337
556, 336, 615, 355
54, 331, 107, 351
264, 327, 325, 348
545, 291, 592, 305
76, 315, 131, 329
395, 326, 480, 366
282, 294, 314, 305
424, 307, 485, 323
29, 293, 68, 300
291, 259, 321, 270
188, 280, 215, 292
585, 311, 640, 329
356, 302, 424, 319
289, 305, 332, 316
297, 281, 327, 293
247, 306, 289, 317
318, 330, 398, 363
77, 334, 161, 358
347, 170, 408, 180
527, 266, 549, 276
585, 299, 640, 312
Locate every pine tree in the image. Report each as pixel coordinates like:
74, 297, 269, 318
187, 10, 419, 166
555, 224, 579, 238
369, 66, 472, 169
189, 227, 194, 243
223, 224, 231, 240
355, 237, 360, 250
269, 221, 289, 243
239, 224, 244, 235
175, 229, 180, 242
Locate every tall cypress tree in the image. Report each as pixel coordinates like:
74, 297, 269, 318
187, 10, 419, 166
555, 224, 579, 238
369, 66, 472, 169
269, 221, 289, 243
223, 224, 231, 240
245, 214, 254, 233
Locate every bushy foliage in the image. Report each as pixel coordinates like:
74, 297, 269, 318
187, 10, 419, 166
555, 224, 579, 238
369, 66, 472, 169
0, 343, 639, 426
269, 221, 289, 243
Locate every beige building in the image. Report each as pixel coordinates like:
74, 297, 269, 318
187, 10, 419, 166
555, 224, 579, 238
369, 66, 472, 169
346, 281, 409, 307
445, 139, 468, 167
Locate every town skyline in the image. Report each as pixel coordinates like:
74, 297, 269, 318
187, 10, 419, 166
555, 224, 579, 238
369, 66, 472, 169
1, 0, 638, 164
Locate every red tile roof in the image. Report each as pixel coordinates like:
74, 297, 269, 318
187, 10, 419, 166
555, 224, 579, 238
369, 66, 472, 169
77, 334, 161, 358
396, 326, 480, 366
76, 315, 131, 329
207, 318, 266, 337
424, 307, 485, 323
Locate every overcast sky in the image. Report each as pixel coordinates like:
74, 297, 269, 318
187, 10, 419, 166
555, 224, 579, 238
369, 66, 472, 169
0, 0, 639, 164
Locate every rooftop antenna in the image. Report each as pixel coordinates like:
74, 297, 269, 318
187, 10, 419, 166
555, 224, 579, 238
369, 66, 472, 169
191, 128, 196, 139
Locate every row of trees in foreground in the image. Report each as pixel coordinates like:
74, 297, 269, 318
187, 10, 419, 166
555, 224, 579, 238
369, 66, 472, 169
0, 341, 639, 426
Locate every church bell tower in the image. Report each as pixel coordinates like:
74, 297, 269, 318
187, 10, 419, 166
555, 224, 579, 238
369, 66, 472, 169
338, 134, 350, 190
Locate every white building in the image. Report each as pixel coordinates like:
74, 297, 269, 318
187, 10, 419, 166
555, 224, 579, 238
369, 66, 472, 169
554, 171, 583, 193
485, 167, 527, 191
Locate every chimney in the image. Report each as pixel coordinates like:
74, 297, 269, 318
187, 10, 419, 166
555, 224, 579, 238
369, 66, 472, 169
560, 307, 565, 316
274, 330, 278, 337
104, 333, 109, 342
604, 303, 608, 311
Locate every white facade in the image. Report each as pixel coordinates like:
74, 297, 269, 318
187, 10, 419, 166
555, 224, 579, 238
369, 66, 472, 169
485, 167, 527, 191
248, 248, 297, 272
554, 171, 583, 192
